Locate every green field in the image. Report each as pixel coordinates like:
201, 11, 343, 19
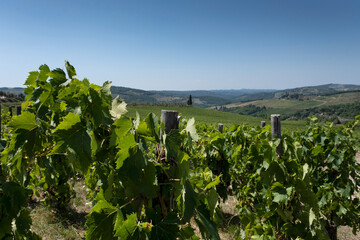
126, 105, 307, 133
225, 91, 360, 115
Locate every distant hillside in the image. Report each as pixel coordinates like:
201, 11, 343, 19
220, 91, 360, 123
0, 87, 25, 95
110, 86, 274, 107
274, 84, 360, 98
232, 91, 276, 102
1, 83, 360, 108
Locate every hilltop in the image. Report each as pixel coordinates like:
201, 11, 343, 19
1, 83, 359, 110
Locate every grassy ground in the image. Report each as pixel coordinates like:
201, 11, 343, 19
126, 105, 263, 127
30, 181, 90, 239
126, 105, 307, 133
29, 181, 360, 239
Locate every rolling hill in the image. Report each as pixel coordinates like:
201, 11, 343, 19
219, 91, 360, 122
109, 86, 275, 107
1, 83, 360, 109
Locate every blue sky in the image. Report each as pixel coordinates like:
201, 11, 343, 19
0, 0, 359, 90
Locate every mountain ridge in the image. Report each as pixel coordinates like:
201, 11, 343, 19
1, 83, 359, 107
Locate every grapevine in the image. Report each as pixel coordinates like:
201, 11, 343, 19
0, 62, 359, 239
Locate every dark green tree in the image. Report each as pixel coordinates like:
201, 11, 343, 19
187, 94, 192, 106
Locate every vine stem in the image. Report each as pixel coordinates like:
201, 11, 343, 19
119, 197, 136, 209
157, 191, 168, 217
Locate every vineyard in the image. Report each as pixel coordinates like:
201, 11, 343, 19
0, 62, 360, 239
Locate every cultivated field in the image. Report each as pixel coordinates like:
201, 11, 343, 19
126, 105, 307, 133
222, 91, 360, 117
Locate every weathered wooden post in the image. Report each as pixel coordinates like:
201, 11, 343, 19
261, 121, 266, 128
218, 123, 223, 133
159, 110, 181, 216
161, 110, 179, 134
271, 114, 282, 156
16, 106, 21, 115
9, 106, 13, 117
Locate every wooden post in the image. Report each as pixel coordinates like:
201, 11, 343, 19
159, 110, 181, 215
261, 121, 266, 128
16, 106, 21, 115
161, 110, 179, 134
218, 123, 223, 133
271, 114, 282, 156
9, 106, 13, 117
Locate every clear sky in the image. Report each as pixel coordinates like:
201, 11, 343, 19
0, 0, 359, 90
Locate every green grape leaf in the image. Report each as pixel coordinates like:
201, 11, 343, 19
335, 183, 351, 198
179, 225, 199, 240
206, 188, 219, 218
65, 60, 77, 79
165, 129, 181, 161
0, 182, 29, 238
111, 117, 133, 147
100, 81, 113, 103
302, 163, 309, 180
60, 102, 67, 111
309, 208, 316, 226
124, 161, 158, 198
110, 96, 127, 119
145, 113, 159, 140
312, 145, 323, 156
89, 130, 98, 157
16, 209, 32, 235
52, 112, 92, 173
136, 113, 159, 142
150, 212, 180, 240
204, 174, 221, 190
37, 64, 50, 83
85, 200, 117, 240
336, 204, 347, 216
184, 180, 198, 222
88, 88, 106, 126
272, 182, 289, 204
104, 171, 114, 201
262, 161, 281, 187
38, 82, 53, 105
119, 146, 146, 182
113, 210, 124, 236
273, 192, 289, 204
185, 118, 199, 141
114, 212, 137, 239
54, 112, 81, 130
116, 133, 137, 169
8, 112, 38, 131
195, 204, 221, 240
295, 180, 318, 211
25, 71, 39, 87
48, 68, 67, 86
